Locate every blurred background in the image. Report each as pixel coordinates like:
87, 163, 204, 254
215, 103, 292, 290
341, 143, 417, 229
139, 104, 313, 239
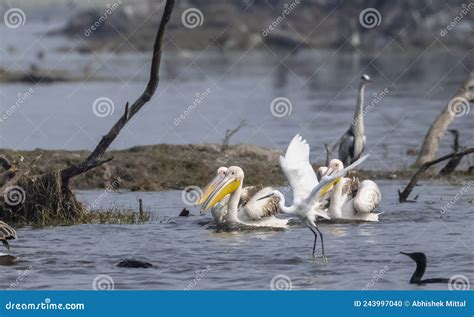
0, 0, 473, 169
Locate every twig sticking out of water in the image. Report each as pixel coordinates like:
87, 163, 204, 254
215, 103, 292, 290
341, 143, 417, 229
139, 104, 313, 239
398, 147, 474, 203
439, 130, 465, 176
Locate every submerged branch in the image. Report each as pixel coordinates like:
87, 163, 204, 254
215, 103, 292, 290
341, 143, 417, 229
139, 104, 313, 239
398, 147, 474, 203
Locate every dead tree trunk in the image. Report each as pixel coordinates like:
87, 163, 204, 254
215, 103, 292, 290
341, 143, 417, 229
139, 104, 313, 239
0, 0, 175, 225
414, 73, 474, 166
398, 147, 474, 203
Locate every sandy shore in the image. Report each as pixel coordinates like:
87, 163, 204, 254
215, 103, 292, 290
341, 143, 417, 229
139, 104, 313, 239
1, 144, 471, 191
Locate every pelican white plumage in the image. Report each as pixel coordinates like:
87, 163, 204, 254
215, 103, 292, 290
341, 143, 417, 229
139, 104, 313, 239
200, 166, 288, 228
197, 167, 270, 224
323, 159, 381, 221
258, 134, 370, 261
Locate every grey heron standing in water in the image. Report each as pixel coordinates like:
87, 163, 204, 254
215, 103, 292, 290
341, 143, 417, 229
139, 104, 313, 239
328, 74, 372, 166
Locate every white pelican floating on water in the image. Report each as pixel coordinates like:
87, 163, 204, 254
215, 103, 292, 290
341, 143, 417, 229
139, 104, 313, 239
257, 134, 370, 261
196, 167, 273, 225
199, 166, 288, 228
323, 159, 381, 221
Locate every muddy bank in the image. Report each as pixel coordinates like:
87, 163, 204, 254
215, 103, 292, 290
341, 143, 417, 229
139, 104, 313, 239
1, 144, 471, 191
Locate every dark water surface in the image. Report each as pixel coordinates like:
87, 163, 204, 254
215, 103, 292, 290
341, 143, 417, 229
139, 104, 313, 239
1, 181, 472, 290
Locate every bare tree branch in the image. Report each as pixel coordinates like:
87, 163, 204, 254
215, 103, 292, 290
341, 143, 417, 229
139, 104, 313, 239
439, 129, 465, 176
221, 120, 247, 152
398, 147, 474, 203
60, 0, 175, 185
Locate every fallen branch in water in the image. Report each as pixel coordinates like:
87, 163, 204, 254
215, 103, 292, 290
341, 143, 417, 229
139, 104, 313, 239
398, 147, 474, 203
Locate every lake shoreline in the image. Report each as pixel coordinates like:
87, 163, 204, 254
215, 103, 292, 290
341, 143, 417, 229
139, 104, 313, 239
1, 144, 471, 191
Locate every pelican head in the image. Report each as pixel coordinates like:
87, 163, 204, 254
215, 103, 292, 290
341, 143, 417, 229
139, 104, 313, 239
320, 159, 344, 196
361, 74, 372, 83
316, 166, 328, 182
196, 166, 227, 206
201, 166, 243, 212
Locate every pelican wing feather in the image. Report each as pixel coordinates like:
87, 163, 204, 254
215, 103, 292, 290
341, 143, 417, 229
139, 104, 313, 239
242, 187, 280, 220
279, 134, 318, 200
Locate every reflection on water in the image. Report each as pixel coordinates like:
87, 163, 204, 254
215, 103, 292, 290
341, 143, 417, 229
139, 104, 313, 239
0, 181, 472, 290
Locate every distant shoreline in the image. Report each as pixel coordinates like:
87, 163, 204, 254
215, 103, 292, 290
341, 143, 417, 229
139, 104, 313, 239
1, 144, 471, 191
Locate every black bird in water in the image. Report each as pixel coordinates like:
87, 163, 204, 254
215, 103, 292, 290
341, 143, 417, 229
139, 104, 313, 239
400, 252, 450, 285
